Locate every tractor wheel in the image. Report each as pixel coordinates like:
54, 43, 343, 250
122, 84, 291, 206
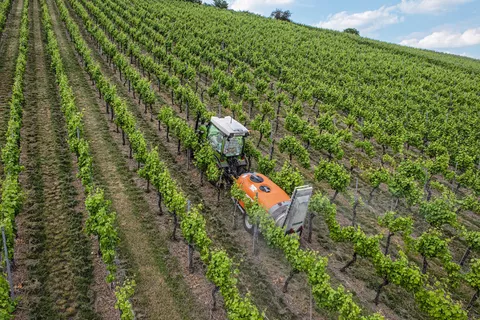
237, 165, 247, 176
243, 211, 254, 235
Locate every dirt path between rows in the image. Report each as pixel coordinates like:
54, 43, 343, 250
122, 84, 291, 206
48, 0, 214, 319
0, 0, 23, 175
14, 0, 97, 318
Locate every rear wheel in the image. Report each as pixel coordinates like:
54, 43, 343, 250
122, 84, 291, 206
236, 165, 247, 176
243, 211, 254, 235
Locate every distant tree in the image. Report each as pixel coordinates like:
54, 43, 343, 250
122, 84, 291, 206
213, 0, 228, 8
343, 28, 360, 36
270, 9, 292, 22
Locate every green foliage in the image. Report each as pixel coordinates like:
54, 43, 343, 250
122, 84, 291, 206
343, 28, 359, 36
378, 211, 413, 240
85, 190, 118, 282
314, 160, 350, 195
158, 106, 199, 150
244, 138, 261, 160
354, 139, 376, 157
279, 135, 310, 168
0, 0, 13, 35
115, 279, 136, 320
419, 197, 458, 229
270, 8, 292, 22
231, 188, 383, 320
388, 172, 423, 205
425, 154, 450, 176
41, 0, 120, 286
309, 193, 335, 214
363, 167, 389, 189
182, 0, 202, 4
414, 229, 460, 284
464, 231, 480, 251
213, 0, 228, 9
309, 195, 466, 319
415, 285, 466, 320
250, 115, 272, 144
0, 6, 28, 317
271, 161, 304, 195
206, 250, 263, 319
305, 129, 344, 160
415, 229, 449, 260
57, 0, 262, 315
382, 154, 396, 168
258, 101, 274, 119
456, 167, 478, 190
195, 144, 221, 182
465, 259, 480, 290
459, 194, 480, 214
0, 274, 15, 319
254, 155, 274, 176
317, 112, 335, 133
397, 159, 426, 181
180, 204, 211, 260
285, 109, 306, 134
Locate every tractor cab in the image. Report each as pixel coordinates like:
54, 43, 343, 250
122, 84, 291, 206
206, 116, 249, 179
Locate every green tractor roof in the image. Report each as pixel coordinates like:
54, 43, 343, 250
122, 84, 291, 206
211, 116, 249, 137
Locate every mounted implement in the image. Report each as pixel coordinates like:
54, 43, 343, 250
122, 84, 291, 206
235, 172, 313, 235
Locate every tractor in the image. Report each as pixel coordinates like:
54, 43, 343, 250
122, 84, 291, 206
202, 116, 250, 182
203, 116, 313, 236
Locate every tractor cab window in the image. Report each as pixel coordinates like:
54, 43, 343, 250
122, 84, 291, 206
207, 125, 224, 153
224, 135, 244, 157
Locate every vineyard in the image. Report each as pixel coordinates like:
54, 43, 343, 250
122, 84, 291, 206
0, 0, 479, 319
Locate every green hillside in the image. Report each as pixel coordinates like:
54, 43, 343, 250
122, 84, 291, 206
1, 0, 480, 319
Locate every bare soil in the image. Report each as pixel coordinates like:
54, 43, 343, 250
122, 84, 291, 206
14, 0, 98, 318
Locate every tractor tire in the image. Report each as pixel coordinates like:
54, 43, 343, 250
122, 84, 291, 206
243, 211, 254, 235
237, 165, 247, 176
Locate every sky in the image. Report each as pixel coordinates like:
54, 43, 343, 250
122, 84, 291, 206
204, 0, 480, 59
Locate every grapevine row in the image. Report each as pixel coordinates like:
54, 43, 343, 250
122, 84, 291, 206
230, 185, 383, 320
78, 0, 280, 183
317, 155, 480, 315
54, 0, 263, 317
73, 0, 280, 187
0, 0, 13, 36
39, 0, 136, 318
71, 0, 480, 315
66, 0, 480, 316
309, 193, 468, 319
128, 0, 480, 194
68, 0, 227, 183
0, 0, 29, 316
